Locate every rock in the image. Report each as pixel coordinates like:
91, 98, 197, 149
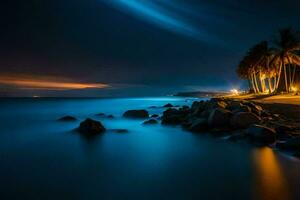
107, 114, 114, 118
191, 100, 205, 111
149, 106, 157, 108
187, 118, 208, 132
123, 110, 149, 118
161, 108, 188, 125
96, 113, 105, 116
276, 137, 300, 150
181, 105, 190, 110
232, 105, 252, 113
230, 112, 261, 129
163, 103, 173, 108
208, 108, 232, 128
245, 102, 263, 116
246, 124, 276, 144
215, 101, 228, 109
112, 129, 128, 133
227, 100, 243, 110
143, 119, 158, 125
78, 118, 106, 135
58, 115, 77, 121
151, 114, 159, 118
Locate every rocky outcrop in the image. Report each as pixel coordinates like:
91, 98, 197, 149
230, 112, 261, 129
123, 110, 149, 118
161, 108, 189, 125
208, 108, 232, 128
78, 118, 106, 135
187, 118, 208, 132
246, 124, 276, 144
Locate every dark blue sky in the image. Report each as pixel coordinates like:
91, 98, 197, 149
1, 0, 300, 97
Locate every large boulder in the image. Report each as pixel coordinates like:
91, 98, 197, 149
208, 108, 232, 128
230, 112, 261, 129
276, 137, 300, 150
161, 108, 188, 125
78, 118, 106, 135
187, 118, 208, 132
123, 110, 149, 118
246, 124, 276, 144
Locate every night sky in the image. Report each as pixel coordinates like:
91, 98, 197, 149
1, 0, 300, 97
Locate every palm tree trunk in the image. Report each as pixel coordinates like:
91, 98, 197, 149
253, 73, 260, 93
283, 59, 288, 92
292, 64, 296, 86
275, 61, 283, 92
268, 77, 273, 93
250, 74, 257, 93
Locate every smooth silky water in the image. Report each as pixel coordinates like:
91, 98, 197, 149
0, 97, 300, 200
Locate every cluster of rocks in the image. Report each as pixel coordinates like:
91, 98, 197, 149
161, 98, 300, 156
58, 99, 300, 157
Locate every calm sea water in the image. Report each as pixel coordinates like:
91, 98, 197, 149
0, 97, 300, 200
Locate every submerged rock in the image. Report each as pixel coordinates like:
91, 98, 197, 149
96, 113, 105, 116
163, 103, 173, 108
111, 129, 128, 133
246, 124, 276, 144
78, 118, 106, 135
107, 114, 114, 119
58, 115, 77, 121
123, 110, 149, 118
143, 119, 158, 125
151, 114, 159, 118
230, 112, 261, 129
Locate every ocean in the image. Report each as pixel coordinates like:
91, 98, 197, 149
0, 97, 299, 199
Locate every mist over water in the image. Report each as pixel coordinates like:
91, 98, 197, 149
0, 97, 300, 200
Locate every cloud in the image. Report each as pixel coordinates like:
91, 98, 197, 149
0, 74, 110, 90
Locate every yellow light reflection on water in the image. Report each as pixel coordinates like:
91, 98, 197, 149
252, 148, 290, 200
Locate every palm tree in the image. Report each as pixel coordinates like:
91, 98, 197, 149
272, 28, 300, 92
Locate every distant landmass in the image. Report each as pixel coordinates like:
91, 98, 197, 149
174, 91, 229, 97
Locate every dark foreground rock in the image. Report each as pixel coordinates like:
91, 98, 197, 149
161, 108, 189, 125
143, 119, 158, 125
246, 124, 276, 144
78, 118, 106, 135
187, 118, 208, 132
208, 108, 232, 128
151, 114, 159, 118
58, 116, 77, 121
230, 112, 261, 129
123, 110, 149, 118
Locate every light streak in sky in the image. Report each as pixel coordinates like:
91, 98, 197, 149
103, 0, 218, 42
0, 74, 109, 90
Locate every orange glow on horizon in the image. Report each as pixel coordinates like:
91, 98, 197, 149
0, 74, 109, 90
